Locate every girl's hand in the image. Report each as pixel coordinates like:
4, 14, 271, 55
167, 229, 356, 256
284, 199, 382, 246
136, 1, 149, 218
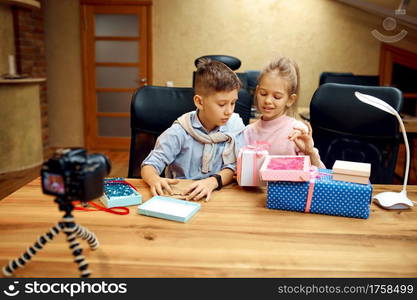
184, 177, 218, 202
288, 121, 314, 155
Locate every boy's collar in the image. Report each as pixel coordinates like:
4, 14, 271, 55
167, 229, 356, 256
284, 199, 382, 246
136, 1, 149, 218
192, 110, 226, 133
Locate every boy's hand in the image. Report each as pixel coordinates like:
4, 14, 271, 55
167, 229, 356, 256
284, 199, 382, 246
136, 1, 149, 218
148, 176, 179, 197
184, 177, 218, 202
288, 121, 314, 155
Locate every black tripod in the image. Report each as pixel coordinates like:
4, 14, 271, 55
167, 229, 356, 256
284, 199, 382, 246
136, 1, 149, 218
2, 197, 99, 278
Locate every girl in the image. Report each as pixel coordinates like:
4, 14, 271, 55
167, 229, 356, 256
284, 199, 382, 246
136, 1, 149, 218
244, 56, 325, 168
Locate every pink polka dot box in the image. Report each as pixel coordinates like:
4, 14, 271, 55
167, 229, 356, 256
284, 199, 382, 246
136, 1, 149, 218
260, 155, 311, 182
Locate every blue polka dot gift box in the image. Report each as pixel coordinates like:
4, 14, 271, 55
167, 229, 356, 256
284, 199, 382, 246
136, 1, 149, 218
266, 169, 372, 219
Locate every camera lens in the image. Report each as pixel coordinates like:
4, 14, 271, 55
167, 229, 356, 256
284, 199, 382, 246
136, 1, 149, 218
88, 153, 112, 176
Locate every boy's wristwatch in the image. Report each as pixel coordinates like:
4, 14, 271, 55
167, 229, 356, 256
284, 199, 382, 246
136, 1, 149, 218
209, 174, 222, 190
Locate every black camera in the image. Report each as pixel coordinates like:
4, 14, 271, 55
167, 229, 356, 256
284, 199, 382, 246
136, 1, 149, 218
41, 148, 111, 201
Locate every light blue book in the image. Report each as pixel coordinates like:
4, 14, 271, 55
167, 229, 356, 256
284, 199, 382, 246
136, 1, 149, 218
100, 178, 142, 208
137, 196, 201, 223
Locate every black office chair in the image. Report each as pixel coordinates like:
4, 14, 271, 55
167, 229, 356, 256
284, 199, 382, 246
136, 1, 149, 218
128, 85, 252, 178
246, 70, 260, 95
194, 55, 241, 70
319, 72, 379, 86
310, 83, 403, 184
128, 86, 195, 178
235, 89, 252, 125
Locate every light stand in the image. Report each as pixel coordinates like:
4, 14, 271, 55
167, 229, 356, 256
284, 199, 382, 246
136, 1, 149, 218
355, 91, 414, 210
2, 197, 99, 277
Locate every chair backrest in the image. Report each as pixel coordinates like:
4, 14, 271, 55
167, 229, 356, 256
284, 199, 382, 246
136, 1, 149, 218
128, 86, 195, 178
194, 55, 241, 70
246, 70, 260, 94
319, 72, 379, 87
235, 89, 252, 125
310, 83, 403, 184
128, 85, 252, 178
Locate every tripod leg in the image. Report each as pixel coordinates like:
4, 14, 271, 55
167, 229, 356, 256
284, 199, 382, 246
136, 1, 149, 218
63, 217, 91, 278
73, 224, 99, 250
2, 223, 63, 277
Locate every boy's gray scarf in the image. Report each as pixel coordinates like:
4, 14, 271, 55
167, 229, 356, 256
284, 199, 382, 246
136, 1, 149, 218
175, 112, 240, 173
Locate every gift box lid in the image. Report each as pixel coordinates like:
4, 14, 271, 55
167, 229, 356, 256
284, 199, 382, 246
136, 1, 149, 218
260, 155, 311, 182
137, 196, 200, 223
332, 160, 371, 177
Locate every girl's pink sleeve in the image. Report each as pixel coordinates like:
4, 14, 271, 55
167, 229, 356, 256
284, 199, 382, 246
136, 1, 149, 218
243, 125, 254, 145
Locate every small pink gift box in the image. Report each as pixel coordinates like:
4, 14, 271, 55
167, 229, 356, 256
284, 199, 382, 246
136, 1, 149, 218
236, 143, 269, 186
260, 155, 311, 182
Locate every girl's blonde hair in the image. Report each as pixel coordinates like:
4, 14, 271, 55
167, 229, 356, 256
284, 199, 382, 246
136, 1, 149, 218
258, 56, 300, 117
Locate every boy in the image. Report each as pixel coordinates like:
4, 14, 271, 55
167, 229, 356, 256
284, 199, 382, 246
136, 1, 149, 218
141, 59, 245, 201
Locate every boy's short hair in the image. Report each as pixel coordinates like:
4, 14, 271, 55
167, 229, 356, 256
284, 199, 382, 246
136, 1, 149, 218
194, 58, 242, 96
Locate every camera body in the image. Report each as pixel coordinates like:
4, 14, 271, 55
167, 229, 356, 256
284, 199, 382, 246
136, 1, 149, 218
41, 148, 111, 201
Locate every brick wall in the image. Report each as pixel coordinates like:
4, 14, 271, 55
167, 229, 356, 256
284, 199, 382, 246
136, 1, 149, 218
12, 0, 50, 159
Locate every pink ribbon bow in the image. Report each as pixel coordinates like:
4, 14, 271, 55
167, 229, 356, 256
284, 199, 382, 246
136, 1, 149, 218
304, 166, 329, 213
243, 141, 271, 156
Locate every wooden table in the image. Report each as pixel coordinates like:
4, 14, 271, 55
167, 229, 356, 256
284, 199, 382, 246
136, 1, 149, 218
1, 178, 416, 278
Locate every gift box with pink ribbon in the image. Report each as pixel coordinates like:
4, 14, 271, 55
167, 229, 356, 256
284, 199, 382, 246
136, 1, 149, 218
265, 168, 372, 219
236, 142, 269, 186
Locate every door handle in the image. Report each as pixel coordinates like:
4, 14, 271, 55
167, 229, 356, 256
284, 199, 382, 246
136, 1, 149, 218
136, 77, 147, 86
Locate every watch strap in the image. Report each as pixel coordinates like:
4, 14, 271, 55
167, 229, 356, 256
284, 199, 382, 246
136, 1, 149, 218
210, 174, 222, 190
